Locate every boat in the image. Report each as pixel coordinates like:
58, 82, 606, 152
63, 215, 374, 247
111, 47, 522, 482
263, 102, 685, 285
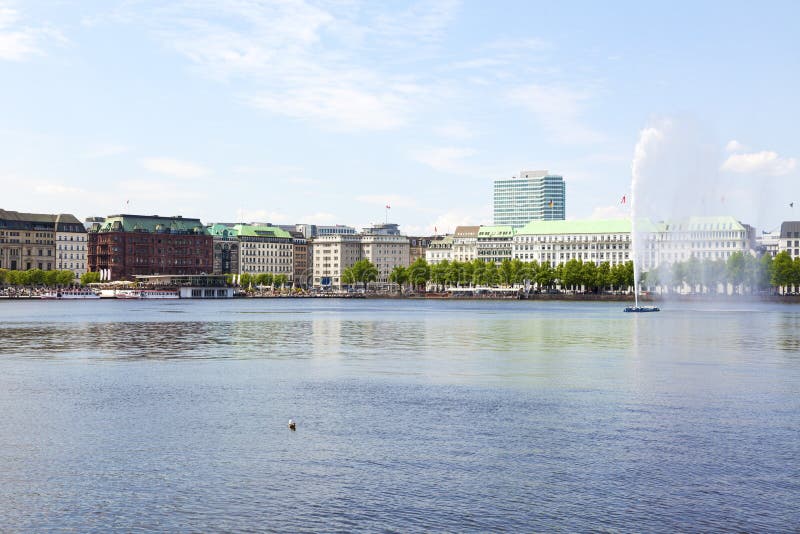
624, 306, 660, 313
139, 289, 179, 299
41, 289, 101, 300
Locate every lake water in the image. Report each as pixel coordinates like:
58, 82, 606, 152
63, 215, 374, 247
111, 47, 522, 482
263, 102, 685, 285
0, 299, 798, 531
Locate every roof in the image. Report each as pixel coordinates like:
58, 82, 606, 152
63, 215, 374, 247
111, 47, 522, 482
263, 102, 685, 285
93, 214, 207, 234
664, 216, 745, 232
517, 219, 633, 235
0, 209, 83, 230
453, 225, 480, 237
780, 221, 800, 238
478, 225, 515, 238
233, 224, 292, 239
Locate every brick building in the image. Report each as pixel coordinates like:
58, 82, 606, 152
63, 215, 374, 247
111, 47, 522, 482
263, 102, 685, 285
87, 214, 213, 280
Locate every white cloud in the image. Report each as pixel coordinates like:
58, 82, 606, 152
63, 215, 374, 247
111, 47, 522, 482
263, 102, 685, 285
141, 157, 211, 178
590, 204, 628, 220
249, 86, 406, 131
429, 208, 488, 234
721, 150, 797, 176
412, 146, 476, 174
33, 182, 83, 196
0, 3, 64, 61
508, 84, 605, 144
234, 208, 290, 224
84, 143, 132, 159
356, 194, 416, 209
434, 121, 476, 140
299, 212, 338, 225
725, 139, 748, 153
136, 1, 453, 132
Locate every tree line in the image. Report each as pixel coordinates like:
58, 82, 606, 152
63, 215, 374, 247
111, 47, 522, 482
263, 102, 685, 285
387, 258, 636, 293
642, 250, 800, 294
0, 269, 80, 287
227, 272, 290, 289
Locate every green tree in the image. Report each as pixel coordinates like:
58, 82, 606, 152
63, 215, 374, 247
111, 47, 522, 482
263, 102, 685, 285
482, 261, 499, 286
341, 267, 355, 287
561, 259, 583, 291
0, 268, 7, 285
56, 270, 76, 286
770, 251, 793, 292
407, 258, 429, 291
726, 251, 746, 294
685, 256, 702, 294
274, 274, 288, 289
446, 261, 463, 288
80, 271, 101, 285
595, 262, 611, 293
758, 253, 774, 293
535, 262, 555, 291
389, 265, 409, 292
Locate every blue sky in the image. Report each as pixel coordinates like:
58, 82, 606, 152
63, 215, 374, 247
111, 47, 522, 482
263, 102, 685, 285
1, 0, 798, 234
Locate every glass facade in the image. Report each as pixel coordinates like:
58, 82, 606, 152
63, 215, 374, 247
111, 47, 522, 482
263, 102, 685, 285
493, 171, 565, 227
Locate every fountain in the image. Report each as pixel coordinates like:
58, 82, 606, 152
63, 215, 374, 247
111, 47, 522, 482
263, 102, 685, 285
625, 127, 661, 313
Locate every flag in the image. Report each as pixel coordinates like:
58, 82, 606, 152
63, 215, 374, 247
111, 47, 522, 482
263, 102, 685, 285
434, 226, 438, 234
386, 204, 391, 209
549, 200, 554, 207
620, 195, 626, 204
791, 202, 795, 208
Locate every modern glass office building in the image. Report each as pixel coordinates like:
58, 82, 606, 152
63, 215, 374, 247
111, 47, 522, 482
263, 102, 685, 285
493, 170, 565, 227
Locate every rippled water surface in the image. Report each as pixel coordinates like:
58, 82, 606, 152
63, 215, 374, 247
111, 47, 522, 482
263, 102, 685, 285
0, 298, 798, 531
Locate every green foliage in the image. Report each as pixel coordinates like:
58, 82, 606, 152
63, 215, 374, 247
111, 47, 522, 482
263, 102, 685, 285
389, 265, 409, 291
80, 271, 101, 285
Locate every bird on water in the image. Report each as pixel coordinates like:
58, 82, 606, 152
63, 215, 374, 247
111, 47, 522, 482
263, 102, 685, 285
288, 419, 296, 431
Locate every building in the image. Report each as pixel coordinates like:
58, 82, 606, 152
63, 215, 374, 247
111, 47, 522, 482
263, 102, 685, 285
290, 230, 310, 288
235, 224, 294, 281
779, 221, 800, 259
55, 214, 88, 277
311, 234, 362, 288
295, 224, 358, 239
756, 231, 780, 258
513, 219, 632, 267
653, 216, 749, 266
0, 209, 63, 272
87, 214, 213, 281
425, 235, 453, 265
207, 224, 240, 275
476, 226, 515, 264
360, 227, 410, 287
493, 170, 565, 227
452, 226, 480, 262
409, 236, 434, 264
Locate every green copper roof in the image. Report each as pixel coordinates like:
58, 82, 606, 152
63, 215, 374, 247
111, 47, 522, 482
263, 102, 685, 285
207, 223, 237, 237
233, 224, 292, 239
93, 214, 207, 234
517, 219, 634, 235
663, 216, 744, 232
478, 225, 515, 237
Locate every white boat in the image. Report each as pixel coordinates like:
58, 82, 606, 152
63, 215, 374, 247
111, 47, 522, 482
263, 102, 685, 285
139, 289, 179, 299
41, 289, 101, 300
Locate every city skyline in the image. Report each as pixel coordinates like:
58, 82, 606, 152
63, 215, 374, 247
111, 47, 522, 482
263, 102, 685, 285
1, 1, 798, 234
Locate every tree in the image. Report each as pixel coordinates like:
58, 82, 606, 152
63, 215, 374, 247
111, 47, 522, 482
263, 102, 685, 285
0, 268, 7, 285
670, 261, 686, 294
80, 271, 101, 285
341, 267, 355, 287
446, 261, 463, 288
389, 265, 408, 292
726, 251, 746, 294
407, 258, 429, 291
56, 270, 76, 286
351, 259, 379, 291
274, 274, 288, 289
482, 261, 499, 286
685, 256, 702, 294
771, 251, 793, 294
535, 262, 555, 291
581, 261, 598, 293
595, 262, 611, 293
561, 259, 583, 291
758, 253, 774, 293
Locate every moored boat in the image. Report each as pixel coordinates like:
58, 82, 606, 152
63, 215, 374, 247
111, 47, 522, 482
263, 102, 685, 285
41, 289, 101, 300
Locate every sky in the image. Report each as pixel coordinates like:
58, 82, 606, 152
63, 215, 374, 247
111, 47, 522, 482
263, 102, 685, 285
0, 0, 798, 234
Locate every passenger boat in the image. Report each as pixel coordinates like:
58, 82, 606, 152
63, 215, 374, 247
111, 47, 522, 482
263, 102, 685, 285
41, 289, 101, 300
624, 306, 660, 313
111, 288, 179, 299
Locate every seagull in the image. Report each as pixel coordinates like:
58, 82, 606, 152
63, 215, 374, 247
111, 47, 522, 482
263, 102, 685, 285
288, 419, 296, 431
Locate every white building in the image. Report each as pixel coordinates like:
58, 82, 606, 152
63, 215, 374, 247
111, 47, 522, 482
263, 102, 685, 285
235, 224, 294, 281
756, 231, 780, 258
55, 214, 88, 278
425, 235, 453, 265
779, 221, 800, 259
477, 226, 514, 264
513, 219, 632, 267
361, 233, 410, 286
311, 234, 362, 288
653, 216, 749, 265
452, 226, 480, 263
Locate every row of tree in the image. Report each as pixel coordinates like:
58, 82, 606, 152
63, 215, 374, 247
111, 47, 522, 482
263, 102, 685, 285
386, 258, 636, 293
227, 272, 290, 289
641, 251, 800, 294
0, 269, 79, 287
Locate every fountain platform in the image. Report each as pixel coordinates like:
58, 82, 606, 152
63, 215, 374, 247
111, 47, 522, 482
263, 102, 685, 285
624, 306, 660, 313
